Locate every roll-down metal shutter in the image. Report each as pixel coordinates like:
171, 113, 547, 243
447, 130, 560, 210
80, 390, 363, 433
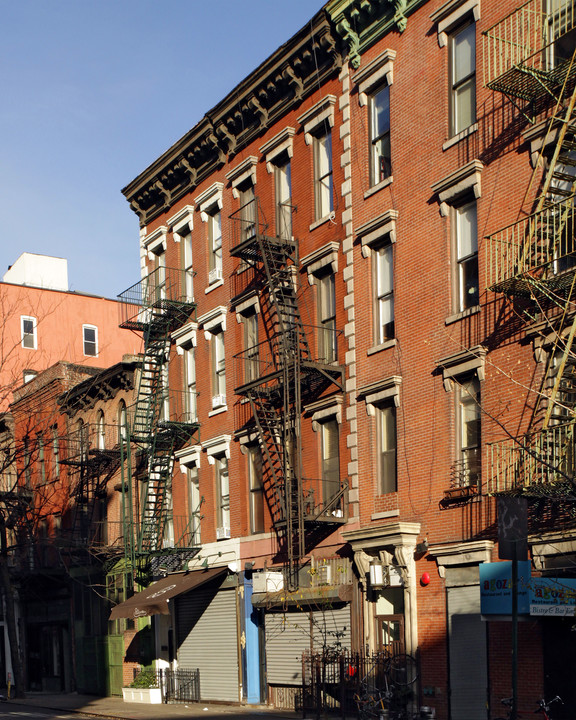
176, 585, 239, 702
447, 584, 487, 720
266, 605, 351, 685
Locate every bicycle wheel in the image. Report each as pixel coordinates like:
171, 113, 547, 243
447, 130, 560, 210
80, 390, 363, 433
388, 654, 418, 686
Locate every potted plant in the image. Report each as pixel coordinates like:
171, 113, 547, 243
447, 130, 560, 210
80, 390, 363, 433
122, 666, 162, 704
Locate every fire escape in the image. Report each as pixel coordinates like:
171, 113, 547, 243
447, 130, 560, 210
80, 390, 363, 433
230, 199, 347, 590
119, 267, 201, 577
484, 0, 576, 497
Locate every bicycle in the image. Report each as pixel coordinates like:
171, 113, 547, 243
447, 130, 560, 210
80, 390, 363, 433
494, 695, 563, 720
353, 651, 419, 720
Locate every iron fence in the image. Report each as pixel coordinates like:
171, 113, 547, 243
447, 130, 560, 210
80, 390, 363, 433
158, 667, 200, 704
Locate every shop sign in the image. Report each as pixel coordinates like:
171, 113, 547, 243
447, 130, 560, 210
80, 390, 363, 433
479, 561, 531, 615
529, 578, 576, 616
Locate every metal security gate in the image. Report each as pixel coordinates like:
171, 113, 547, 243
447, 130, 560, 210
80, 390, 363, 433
447, 584, 488, 720
159, 668, 200, 703
265, 606, 351, 709
176, 584, 238, 702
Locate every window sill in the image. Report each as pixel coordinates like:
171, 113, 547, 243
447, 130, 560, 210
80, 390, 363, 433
364, 175, 393, 200
442, 123, 478, 151
445, 305, 481, 325
205, 279, 224, 294
208, 406, 227, 417
371, 509, 400, 520
367, 338, 396, 356
309, 214, 335, 232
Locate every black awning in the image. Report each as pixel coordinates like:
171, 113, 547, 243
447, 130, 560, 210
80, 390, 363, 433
109, 567, 226, 620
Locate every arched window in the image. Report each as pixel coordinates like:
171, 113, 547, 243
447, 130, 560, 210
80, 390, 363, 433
96, 410, 105, 450
118, 401, 128, 442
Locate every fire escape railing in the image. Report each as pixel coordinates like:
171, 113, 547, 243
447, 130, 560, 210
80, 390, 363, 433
230, 198, 346, 590
118, 267, 200, 567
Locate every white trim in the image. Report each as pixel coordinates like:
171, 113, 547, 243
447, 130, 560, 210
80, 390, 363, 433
203, 434, 232, 464
82, 324, 98, 358
195, 182, 224, 222
305, 396, 343, 431
358, 376, 402, 415
198, 306, 227, 338
301, 242, 340, 285
20, 315, 37, 350
144, 226, 168, 259
225, 156, 258, 197
438, 345, 486, 391
356, 210, 398, 258
168, 205, 195, 237
352, 49, 396, 106
260, 127, 296, 172
431, 0, 481, 47
297, 95, 337, 145
431, 159, 483, 216
172, 322, 197, 354
175, 445, 202, 473
235, 295, 260, 321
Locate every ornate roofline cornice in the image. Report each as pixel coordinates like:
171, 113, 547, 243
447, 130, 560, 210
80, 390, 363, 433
122, 11, 342, 226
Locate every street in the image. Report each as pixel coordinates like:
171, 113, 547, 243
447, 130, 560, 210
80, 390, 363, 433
1, 706, 107, 720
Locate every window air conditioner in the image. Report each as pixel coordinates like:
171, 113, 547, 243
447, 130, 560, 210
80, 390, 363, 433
252, 571, 285, 593
216, 526, 231, 540
212, 394, 226, 409
317, 565, 332, 586
209, 267, 223, 284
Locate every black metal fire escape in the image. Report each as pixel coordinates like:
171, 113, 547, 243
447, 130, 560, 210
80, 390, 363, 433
119, 267, 200, 570
485, 1, 576, 495
230, 199, 347, 590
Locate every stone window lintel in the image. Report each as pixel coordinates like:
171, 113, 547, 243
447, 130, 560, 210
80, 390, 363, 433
431, 0, 481, 47
195, 182, 224, 221
225, 156, 258, 198
175, 444, 202, 472
352, 49, 397, 106
358, 376, 402, 415
438, 345, 486, 391
235, 295, 261, 321
431, 159, 484, 216
301, 242, 340, 285
297, 95, 337, 146
305, 396, 344, 431
356, 210, 398, 258
260, 128, 296, 173
167, 205, 195, 237
203, 434, 232, 464
198, 306, 227, 338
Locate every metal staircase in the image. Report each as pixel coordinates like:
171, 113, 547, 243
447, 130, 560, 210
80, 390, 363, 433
231, 199, 346, 590
485, 1, 576, 496
119, 267, 200, 564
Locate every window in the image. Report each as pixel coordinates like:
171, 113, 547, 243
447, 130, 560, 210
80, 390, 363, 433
450, 21, 476, 135
244, 312, 259, 383
37, 433, 46, 485
455, 201, 479, 311
374, 243, 394, 343
321, 418, 340, 498
456, 377, 481, 487
184, 345, 197, 421
188, 463, 201, 545
118, 401, 128, 442
370, 85, 391, 185
239, 182, 256, 242
183, 230, 194, 301
313, 130, 333, 220
151, 245, 167, 302
248, 444, 264, 534
21, 316, 37, 349
212, 327, 226, 405
96, 410, 105, 450
377, 405, 397, 494
83, 325, 98, 357
208, 208, 223, 281
23, 437, 32, 488
275, 157, 292, 239
215, 455, 230, 532
317, 271, 337, 363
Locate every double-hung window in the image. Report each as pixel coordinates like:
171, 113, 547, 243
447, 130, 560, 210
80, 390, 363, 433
215, 455, 230, 533
321, 418, 340, 500
450, 21, 476, 135
377, 405, 397, 494
83, 325, 98, 357
208, 209, 223, 283
239, 183, 256, 242
317, 271, 337, 363
248, 444, 264, 534
21, 316, 37, 350
375, 244, 394, 344
275, 157, 292, 239
184, 345, 197, 421
244, 312, 259, 383
455, 200, 479, 311
313, 130, 333, 220
212, 327, 226, 406
96, 410, 105, 450
457, 377, 481, 487
370, 85, 391, 185
188, 463, 201, 544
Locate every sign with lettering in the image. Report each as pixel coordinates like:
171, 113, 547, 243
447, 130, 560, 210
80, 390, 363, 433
530, 578, 576, 616
479, 561, 531, 615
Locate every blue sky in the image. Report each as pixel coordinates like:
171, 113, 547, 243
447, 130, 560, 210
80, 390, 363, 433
0, 1, 324, 298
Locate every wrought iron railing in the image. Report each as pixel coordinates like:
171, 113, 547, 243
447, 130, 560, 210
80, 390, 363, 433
486, 194, 576, 291
118, 267, 196, 328
483, 0, 576, 99
487, 421, 576, 493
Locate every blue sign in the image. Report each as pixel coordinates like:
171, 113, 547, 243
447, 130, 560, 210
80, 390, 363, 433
479, 561, 531, 615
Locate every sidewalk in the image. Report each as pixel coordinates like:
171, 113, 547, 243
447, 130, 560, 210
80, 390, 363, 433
7, 693, 303, 720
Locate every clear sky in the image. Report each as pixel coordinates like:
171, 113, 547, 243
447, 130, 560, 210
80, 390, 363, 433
1, 0, 325, 299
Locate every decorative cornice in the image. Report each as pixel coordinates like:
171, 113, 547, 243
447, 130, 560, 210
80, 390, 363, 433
122, 13, 341, 226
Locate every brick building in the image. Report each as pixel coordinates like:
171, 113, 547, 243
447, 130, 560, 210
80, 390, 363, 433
78, 0, 576, 718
